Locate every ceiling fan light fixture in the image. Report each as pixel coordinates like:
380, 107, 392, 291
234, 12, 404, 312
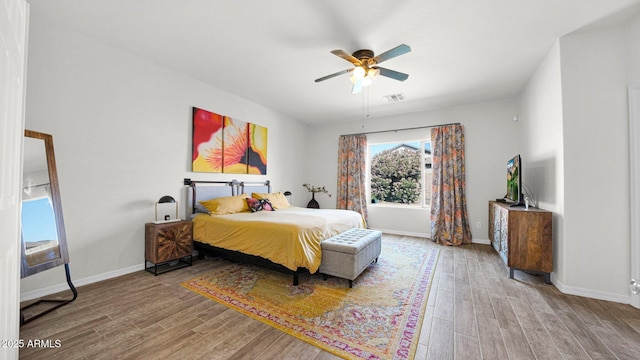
352, 66, 366, 79
362, 68, 379, 87
315, 44, 411, 92
351, 80, 363, 94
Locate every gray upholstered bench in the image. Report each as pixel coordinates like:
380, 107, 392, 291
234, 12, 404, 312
319, 228, 382, 288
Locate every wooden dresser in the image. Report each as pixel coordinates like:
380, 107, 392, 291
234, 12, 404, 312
488, 201, 553, 283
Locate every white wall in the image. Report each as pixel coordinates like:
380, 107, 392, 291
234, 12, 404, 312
558, 24, 630, 302
628, 15, 640, 83
305, 98, 520, 240
21, 13, 308, 297
518, 15, 637, 303
517, 42, 565, 286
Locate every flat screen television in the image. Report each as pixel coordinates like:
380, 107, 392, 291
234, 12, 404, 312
506, 154, 524, 206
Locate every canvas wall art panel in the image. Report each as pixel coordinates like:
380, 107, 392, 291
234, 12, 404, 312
248, 123, 268, 175
222, 117, 249, 174
192, 107, 224, 173
192, 107, 267, 174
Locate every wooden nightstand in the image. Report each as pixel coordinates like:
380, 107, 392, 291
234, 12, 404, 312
145, 220, 193, 275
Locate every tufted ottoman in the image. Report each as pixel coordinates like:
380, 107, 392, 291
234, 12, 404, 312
319, 228, 382, 288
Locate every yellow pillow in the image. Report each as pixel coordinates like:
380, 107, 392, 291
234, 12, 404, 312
252, 192, 290, 209
199, 194, 250, 215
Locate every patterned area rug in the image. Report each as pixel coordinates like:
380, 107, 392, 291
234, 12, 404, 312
181, 241, 439, 359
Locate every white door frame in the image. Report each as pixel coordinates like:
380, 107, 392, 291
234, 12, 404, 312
0, 0, 29, 357
630, 83, 640, 309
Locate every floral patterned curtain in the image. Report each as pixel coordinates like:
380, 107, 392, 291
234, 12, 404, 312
430, 125, 472, 245
337, 134, 368, 226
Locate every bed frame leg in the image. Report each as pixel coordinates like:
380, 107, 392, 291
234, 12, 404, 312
293, 270, 299, 286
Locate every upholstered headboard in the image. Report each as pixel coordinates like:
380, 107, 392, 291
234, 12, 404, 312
184, 179, 271, 214
238, 180, 271, 197
184, 179, 234, 214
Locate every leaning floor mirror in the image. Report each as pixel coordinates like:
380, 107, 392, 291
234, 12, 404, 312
20, 130, 77, 325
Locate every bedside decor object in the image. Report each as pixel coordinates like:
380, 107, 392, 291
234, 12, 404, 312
303, 183, 331, 209
145, 220, 193, 275
155, 195, 179, 222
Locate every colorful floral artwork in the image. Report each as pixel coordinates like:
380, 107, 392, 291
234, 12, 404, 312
192, 107, 267, 174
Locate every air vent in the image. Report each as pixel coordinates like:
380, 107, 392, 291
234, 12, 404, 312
383, 93, 407, 103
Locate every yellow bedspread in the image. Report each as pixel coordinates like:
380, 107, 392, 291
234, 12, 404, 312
192, 207, 365, 273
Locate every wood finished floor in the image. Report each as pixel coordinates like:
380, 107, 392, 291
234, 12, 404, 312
19, 235, 640, 359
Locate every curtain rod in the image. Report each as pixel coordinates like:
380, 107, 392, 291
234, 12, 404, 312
341, 122, 461, 136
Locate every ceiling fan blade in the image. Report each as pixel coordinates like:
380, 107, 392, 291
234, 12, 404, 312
314, 68, 352, 83
371, 44, 411, 64
351, 79, 363, 94
377, 67, 409, 81
331, 49, 363, 66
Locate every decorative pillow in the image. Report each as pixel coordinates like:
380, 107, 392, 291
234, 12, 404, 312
246, 197, 275, 212
246, 197, 263, 212
251, 192, 290, 209
199, 193, 250, 215
194, 203, 210, 214
260, 199, 274, 211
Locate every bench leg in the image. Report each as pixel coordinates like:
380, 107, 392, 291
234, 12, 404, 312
348, 280, 353, 288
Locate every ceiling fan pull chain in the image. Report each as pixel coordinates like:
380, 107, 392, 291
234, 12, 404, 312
367, 88, 371, 120
361, 89, 365, 128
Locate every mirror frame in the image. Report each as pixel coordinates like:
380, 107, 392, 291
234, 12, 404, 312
21, 130, 70, 278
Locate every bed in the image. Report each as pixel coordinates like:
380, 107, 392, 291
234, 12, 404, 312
185, 179, 365, 285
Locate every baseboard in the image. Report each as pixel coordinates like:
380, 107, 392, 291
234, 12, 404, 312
371, 228, 429, 239
20, 263, 145, 302
551, 274, 631, 305
20, 250, 630, 306
471, 238, 491, 245
373, 228, 491, 245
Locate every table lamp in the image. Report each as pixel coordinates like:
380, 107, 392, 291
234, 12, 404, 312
155, 195, 179, 222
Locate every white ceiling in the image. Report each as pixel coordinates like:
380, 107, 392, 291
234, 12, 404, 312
28, 0, 640, 125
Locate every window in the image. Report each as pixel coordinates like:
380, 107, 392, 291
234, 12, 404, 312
367, 136, 432, 207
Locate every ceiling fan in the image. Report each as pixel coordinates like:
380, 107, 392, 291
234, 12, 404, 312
315, 44, 411, 94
